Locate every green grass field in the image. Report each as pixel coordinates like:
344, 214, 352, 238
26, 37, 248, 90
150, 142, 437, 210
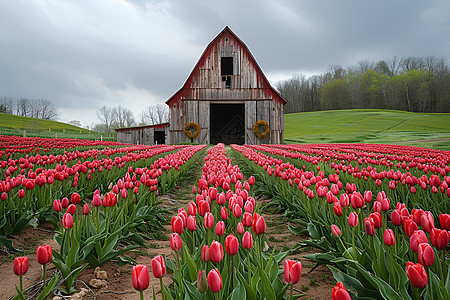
284, 109, 450, 150
0, 112, 103, 140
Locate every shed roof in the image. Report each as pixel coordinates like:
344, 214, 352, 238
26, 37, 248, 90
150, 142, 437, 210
166, 26, 286, 105
115, 122, 169, 132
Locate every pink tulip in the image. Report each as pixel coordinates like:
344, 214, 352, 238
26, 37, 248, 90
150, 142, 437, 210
171, 215, 184, 235
417, 243, 435, 267
151, 255, 166, 278
220, 206, 228, 220
284, 259, 302, 284
203, 212, 214, 229
62, 213, 73, 229
242, 231, 253, 249
71, 192, 81, 204
383, 229, 395, 246
201, 245, 210, 262
207, 269, 223, 293
410, 230, 428, 252
348, 212, 359, 227
225, 234, 239, 256
215, 221, 225, 236
82, 203, 90, 215
331, 224, 342, 237
187, 215, 197, 232
53, 199, 62, 212
133, 264, 150, 291
209, 241, 224, 263
237, 222, 244, 234
170, 233, 182, 251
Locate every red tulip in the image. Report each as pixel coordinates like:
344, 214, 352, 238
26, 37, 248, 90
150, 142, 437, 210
248, 176, 255, 185
391, 209, 403, 226
364, 190, 373, 203
188, 202, 197, 216
417, 243, 435, 267
18, 189, 25, 199
340, 194, 349, 207
420, 211, 434, 233
332, 282, 351, 300
439, 214, 450, 230
14, 257, 29, 275
220, 206, 228, 220
187, 215, 197, 232
37, 244, 52, 265
252, 213, 266, 235
403, 219, 418, 238
53, 199, 62, 212
171, 215, 184, 235
82, 203, 90, 215
61, 197, 69, 208
237, 222, 244, 234
170, 233, 182, 251
120, 188, 127, 199
67, 204, 76, 215
1, 192, 7, 201
284, 259, 302, 284
92, 194, 102, 207
348, 212, 359, 227
209, 240, 224, 263
406, 261, 427, 289
201, 245, 210, 262
364, 217, 375, 236
242, 231, 253, 249
62, 213, 74, 229
242, 212, 252, 227
225, 234, 239, 256
198, 200, 210, 216
331, 224, 342, 237
351, 193, 364, 209
333, 203, 343, 216
151, 255, 166, 278
207, 269, 223, 293
410, 230, 428, 253
71, 192, 81, 204
132, 264, 150, 291
383, 229, 395, 246
215, 221, 225, 236
430, 228, 449, 249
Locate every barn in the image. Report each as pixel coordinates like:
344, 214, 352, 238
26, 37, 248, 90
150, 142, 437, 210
166, 26, 286, 145
116, 123, 168, 145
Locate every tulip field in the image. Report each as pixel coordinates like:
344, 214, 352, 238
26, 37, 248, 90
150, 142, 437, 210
0, 134, 450, 299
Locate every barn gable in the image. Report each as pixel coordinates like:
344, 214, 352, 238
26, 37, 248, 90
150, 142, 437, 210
166, 26, 286, 145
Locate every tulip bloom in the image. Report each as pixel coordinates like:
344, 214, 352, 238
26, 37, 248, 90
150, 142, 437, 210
410, 230, 428, 253
207, 269, 223, 293
225, 234, 239, 256
151, 255, 166, 278
37, 244, 52, 265
197, 270, 208, 294
187, 215, 197, 232
92, 193, 102, 207
188, 202, 197, 216
201, 245, 210, 262
242, 231, 253, 249
14, 256, 29, 275
242, 212, 252, 227
236, 222, 244, 234
132, 264, 150, 292
203, 212, 215, 229
284, 259, 302, 284
430, 228, 450, 249
220, 206, 228, 220
71, 192, 81, 204
364, 217, 375, 236
170, 233, 182, 251
61, 197, 69, 209
209, 240, 224, 263
406, 261, 427, 289
67, 204, 76, 215
333, 203, 343, 216
383, 229, 395, 246
171, 215, 184, 235
332, 282, 351, 300
53, 199, 62, 212
417, 243, 435, 267
62, 213, 74, 229
348, 212, 359, 227
391, 209, 403, 226
252, 213, 266, 235
215, 221, 225, 236
403, 219, 418, 238
439, 213, 450, 231
331, 224, 342, 237
369, 212, 382, 229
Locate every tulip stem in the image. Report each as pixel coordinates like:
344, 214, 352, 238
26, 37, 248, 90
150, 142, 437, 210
389, 247, 397, 291
441, 249, 447, 287
19, 274, 23, 292
352, 227, 357, 261
42, 264, 47, 289
247, 250, 251, 283
289, 283, 293, 300
160, 277, 165, 300
139, 289, 144, 300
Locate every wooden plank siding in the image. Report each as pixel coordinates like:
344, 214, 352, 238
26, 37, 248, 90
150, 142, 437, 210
166, 26, 286, 145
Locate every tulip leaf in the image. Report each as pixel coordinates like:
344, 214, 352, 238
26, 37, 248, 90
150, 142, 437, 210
182, 244, 198, 282
307, 222, 320, 239
236, 268, 257, 300
228, 282, 246, 300
36, 272, 59, 300
446, 264, 450, 298
328, 265, 379, 299
0, 235, 16, 252
259, 266, 276, 300
183, 278, 202, 300
13, 286, 25, 300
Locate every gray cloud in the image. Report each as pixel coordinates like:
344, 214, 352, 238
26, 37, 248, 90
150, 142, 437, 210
0, 0, 449, 126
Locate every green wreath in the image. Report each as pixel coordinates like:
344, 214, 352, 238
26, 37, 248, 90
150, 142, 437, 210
184, 122, 200, 139
253, 120, 270, 139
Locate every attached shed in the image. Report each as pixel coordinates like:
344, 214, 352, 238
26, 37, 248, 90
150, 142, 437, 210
166, 26, 286, 145
116, 123, 169, 145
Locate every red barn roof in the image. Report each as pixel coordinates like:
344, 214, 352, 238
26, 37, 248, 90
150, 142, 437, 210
166, 26, 286, 105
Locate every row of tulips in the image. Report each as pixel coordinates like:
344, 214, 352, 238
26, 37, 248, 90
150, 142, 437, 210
127, 143, 352, 300
231, 143, 450, 299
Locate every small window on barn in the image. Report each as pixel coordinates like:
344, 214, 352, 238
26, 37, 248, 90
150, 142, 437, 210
221, 57, 233, 76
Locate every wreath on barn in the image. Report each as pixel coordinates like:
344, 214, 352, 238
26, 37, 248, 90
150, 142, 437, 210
184, 122, 200, 139
253, 120, 270, 139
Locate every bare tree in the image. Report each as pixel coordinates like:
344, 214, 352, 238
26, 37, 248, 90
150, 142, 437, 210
96, 105, 115, 134
142, 104, 169, 125
113, 105, 135, 128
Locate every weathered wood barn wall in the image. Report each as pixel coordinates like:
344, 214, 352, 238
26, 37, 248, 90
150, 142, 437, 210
116, 123, 169, 145
166, 26, 286, 145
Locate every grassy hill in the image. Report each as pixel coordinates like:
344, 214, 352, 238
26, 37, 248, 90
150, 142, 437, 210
0, 113, 102, 140
284, 109, 450, 150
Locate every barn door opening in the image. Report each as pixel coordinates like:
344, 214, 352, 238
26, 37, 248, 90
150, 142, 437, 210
154, 131, 165, 145
210, 103, 245, 145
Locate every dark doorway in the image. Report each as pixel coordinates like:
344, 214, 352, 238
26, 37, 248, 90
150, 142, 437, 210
154, 131, 165, 145
210, 103, 245, 144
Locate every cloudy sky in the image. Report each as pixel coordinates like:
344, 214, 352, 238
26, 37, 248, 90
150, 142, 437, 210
1, 0, 449, 127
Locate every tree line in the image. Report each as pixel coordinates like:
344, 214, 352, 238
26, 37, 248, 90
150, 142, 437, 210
95, 104, 169, 135
276, 56, 450, 113
0, 97, 60, 120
